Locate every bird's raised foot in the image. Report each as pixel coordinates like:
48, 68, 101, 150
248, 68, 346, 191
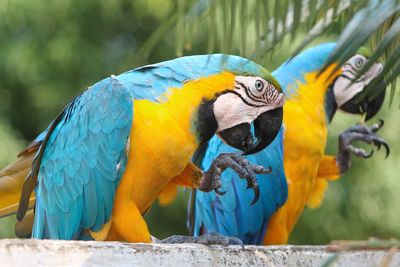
198, 152, 271, 204
159, 232, 244, 248
337, 119, 389, 172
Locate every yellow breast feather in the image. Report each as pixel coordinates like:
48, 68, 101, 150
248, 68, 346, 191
96, 72, 237, 242
264, 65, 341, 244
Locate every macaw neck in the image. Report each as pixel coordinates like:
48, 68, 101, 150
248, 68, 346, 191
285, 65, 340, 123
159, 71, 236, 145
325, 82, 338, 123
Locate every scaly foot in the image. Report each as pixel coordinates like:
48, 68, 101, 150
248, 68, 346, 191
337, 119, 389, 172
198, 153, 271, 204
159, 232, 244, 248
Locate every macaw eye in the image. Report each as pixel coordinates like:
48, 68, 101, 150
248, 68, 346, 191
354, 58, 364, 69
255, 80, 264, 91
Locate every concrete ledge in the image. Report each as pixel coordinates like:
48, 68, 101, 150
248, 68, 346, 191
0, 239, 399, 266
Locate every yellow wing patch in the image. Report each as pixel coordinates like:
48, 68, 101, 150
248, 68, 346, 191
90, 218, 113, 241
107, 71, 238, 242
0, 152, 36, 218
306, 178, 329, 209
157, 183, 178, 206
159, 71, 236, 139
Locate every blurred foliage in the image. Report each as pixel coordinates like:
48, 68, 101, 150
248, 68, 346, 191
151, 0, 400, 100
0, 0, 399, 244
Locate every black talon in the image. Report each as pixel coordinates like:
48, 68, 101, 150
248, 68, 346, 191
382, 142, 390, 158
245, 175, 254, 189
215, 188, 227, 195
373, 139, 390, 158
375, 142, 381, 151
198, 153, 265, 202
372, 119, 384, 132
243, 172, 260, 203
362, 149, 374, 158
337, 120, 389, 173
251, 184, 260, 205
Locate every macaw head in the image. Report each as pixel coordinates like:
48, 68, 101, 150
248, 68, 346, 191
332, 47, 386, 121
196, 74, 285, 155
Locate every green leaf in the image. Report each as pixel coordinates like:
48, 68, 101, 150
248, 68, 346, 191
290, 0, 353, 59
176, 0, 185, 57
240, 0, 247, 56
323, 0, 400, 79
291, 0, 302, 40
355, 17, 400, 88
148, 0, 400, 103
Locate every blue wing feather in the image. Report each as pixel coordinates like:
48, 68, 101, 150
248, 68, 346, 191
194, 128, 286, 244
30, 54, 269, 240
31, 54, 267, 144
32, 77, 133, 239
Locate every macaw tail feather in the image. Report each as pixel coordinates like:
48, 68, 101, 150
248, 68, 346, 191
15, 210, 34, 238
0, 152, 36, 218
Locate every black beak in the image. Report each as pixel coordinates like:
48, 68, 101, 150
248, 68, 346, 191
218, 123, 254, 152
340, 80, 386, 121
244, 107, 283, 155
365, 80, 386, 120
218, 107, 283, 155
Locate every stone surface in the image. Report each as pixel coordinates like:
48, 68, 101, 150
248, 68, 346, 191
0, 239, 399, 267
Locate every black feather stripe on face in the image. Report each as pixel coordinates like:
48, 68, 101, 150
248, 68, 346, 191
236, 81, 267, 105
193, 88, 267, 144
194, 97, 218, 144
229, 90, 266, 107
194, 86, 265, 143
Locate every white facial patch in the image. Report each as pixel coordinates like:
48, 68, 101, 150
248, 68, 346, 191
334, 55, 383, 107
213, 76, 285, 132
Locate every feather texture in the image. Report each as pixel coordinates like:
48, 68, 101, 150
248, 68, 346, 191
32, 77, 133, 239
191, 43, 339, 244
13, 54, 271, 240
0, 152, 35, 218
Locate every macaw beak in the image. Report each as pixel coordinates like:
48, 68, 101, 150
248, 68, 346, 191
365, 80, 386, 121
218, 107, 283, 155
340, 80, 386, 121
217, 123, 254, 152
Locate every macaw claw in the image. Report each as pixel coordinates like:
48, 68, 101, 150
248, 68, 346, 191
159, 232, 244, 249
214, 188, 227, 195
337, 119, 390, 172
198, 152, 269, 204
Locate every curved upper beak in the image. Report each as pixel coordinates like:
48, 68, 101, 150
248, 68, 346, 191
217, 107, 284, 155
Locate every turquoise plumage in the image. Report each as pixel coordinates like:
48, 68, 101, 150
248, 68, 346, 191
193, 128, 286, 244
191, 43, 337, 245
33, 77, 132, 239
23, 54, 272, 240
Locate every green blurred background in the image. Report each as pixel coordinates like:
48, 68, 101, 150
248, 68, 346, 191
0, 0, 398, 244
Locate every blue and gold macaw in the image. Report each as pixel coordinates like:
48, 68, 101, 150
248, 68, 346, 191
0, 54, 286, 242
190, 43, 389, 245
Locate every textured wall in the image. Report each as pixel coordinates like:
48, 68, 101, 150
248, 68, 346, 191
0, 239, 398, 267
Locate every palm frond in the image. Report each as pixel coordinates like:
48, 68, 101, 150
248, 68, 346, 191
289, 0, 353, 59
140, 0, 400, 102
324, 0, 400, 104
